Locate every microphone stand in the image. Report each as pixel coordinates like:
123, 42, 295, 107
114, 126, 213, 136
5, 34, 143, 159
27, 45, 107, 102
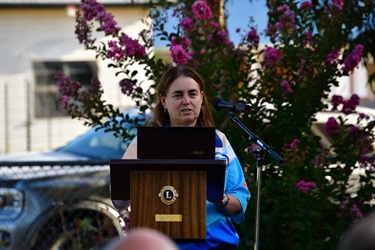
229, 112, 283, 250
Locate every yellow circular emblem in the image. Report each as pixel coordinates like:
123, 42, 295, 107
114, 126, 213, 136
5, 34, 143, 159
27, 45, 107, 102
158, 186, 179, 205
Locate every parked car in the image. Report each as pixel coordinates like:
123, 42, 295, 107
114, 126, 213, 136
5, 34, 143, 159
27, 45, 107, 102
0, 108, 147, 249
0, 108, 148, 162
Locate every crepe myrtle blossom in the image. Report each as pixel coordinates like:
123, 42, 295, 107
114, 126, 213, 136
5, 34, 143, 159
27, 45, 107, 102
324, 117, 342, 136
180, 17, 195, 32
209, 21, 219, 29
302, 31, 313, 47
55, 71, 81, 97
281, 80, 293, 96
299, 1, 313, 10
341, 94, 360, 115
296, 180, 317, 194
107, 40, 125, 62
75, 13, 93, 46
331, 95, 344, 110
326, 50, 340, 68
290, 138, 300, 149
192, 0, 213, 20
357, 113, 370, 123
263, 47, 283, 67
119, 33, 146, 57
332, 0, 344, 10
349, 204, 363, 219
170, 45, 192, 65
247, 28, 259, 47
60, 96, 70, 110
276, 4, 297, 34
340, 197, 363, 219
171, 36, 192, 49
80, 0, 120, 36
119, 79, 135, 97
343, 44, 364, 73
216, 30, 229, 44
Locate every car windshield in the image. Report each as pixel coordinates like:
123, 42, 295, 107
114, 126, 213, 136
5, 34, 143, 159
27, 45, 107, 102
57, 109, 148, 160
57, 127, 130, 160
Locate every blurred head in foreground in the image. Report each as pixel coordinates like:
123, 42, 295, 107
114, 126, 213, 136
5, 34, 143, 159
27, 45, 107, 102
105, 228, 179, 250
338, 212, 375, 250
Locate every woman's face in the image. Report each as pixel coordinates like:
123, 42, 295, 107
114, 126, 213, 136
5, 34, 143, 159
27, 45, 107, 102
161, 76, 204, 127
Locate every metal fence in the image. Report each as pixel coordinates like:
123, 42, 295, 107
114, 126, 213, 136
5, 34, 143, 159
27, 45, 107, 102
0, 161, 127, 250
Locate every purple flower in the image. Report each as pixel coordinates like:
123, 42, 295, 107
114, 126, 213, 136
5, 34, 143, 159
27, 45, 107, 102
80, 0, 120, 35
327, 50, 340, 66
339, 196, 349, 210
299, 1, 313, 10
119, 79, 135, 96
236, 28, 241, 33
60, 96, 70, 110
348, 126, 359, 134
216, 30, 229, 44
209, 21, 219, 29
343, 44, 364, 73
107, 40, 126, 61
170, 45, 192, 65
277, 4, 290, 13
99, 12, 120, 36
192, 0, 213, 20
358, 113, 369, 123
171, 36, 191, 49
290, 138, 300, 149
263, 47, 283, 68
296, 180, 317, 193
180, 17, 194, 31
341, 94, 360, 115
246, 28, 259, 47
75, 12, 93, 46
324, 117, 342, 136
281, 80, 293, 96
331, 95, 343, 110
55, 71, 81, 97
266, 24, 277, 41
89, 76, 101, 94
276, 6, 296, 35
119, 33, 146, 57
349, 204, 363, 219
332, 0, 344, 10
303, 31, 313, 47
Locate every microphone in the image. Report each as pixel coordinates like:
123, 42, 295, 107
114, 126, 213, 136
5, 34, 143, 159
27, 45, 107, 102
214, 99, 250, 112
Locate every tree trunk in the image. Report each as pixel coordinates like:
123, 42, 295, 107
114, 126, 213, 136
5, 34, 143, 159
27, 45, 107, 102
207, 0, 227, 30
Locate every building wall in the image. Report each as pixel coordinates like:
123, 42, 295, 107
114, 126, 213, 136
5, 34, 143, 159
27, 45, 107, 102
0, 6, 150, 154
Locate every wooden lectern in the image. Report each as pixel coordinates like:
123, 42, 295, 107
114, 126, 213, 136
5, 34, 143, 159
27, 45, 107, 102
110, 159, 226, 240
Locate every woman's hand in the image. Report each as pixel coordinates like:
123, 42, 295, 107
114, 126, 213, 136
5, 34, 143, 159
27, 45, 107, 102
213, 194, 242, 217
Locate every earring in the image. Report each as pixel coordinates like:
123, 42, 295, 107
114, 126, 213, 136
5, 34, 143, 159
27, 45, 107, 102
164, 107, 167, 112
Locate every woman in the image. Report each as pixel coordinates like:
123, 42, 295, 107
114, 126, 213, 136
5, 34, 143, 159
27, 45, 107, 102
123, 65, 250, 249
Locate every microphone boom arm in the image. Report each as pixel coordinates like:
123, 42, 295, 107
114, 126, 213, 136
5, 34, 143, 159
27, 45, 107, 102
229, 113, 283, 163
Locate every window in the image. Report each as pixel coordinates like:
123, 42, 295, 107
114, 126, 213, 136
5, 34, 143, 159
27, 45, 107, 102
33, 61, 97, 118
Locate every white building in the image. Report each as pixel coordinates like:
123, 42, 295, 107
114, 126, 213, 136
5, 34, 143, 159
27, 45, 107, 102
0, 0, 151, 154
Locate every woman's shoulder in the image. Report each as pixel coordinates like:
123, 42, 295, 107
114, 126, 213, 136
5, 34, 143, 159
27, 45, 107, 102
215, 129, 227, 138
215, 129, 230, 147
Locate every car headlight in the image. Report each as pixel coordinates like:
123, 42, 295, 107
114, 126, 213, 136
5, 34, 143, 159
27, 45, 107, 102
0, 188, 24, 220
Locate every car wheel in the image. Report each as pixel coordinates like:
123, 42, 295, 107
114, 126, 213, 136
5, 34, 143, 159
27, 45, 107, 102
31, 208, 123, 250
